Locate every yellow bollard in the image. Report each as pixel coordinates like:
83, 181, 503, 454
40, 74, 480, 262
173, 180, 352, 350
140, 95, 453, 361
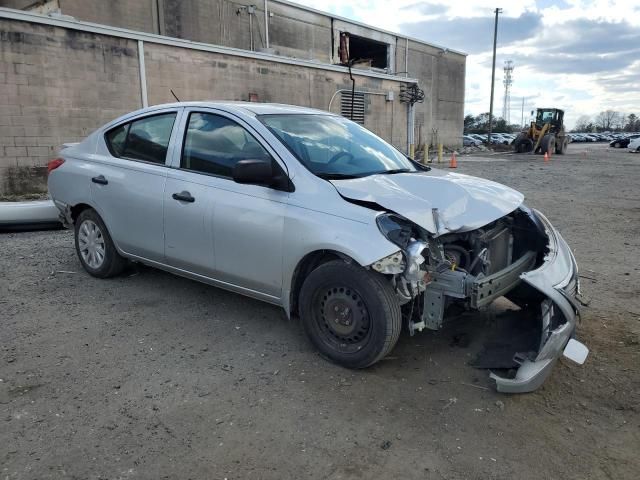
437, 143, 443, 164
425, 145, 430, 163
409, 143, 415, 160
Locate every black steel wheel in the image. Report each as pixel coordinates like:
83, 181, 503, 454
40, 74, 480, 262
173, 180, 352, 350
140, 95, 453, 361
315, 285, 371, 353
299, 260, 401, 368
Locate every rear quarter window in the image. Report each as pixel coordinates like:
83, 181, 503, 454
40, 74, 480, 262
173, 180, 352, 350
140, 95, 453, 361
104, 113, 177, 164
105, 124, 129, 157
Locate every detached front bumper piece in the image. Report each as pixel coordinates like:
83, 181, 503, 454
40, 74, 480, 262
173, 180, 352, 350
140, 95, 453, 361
490, 209, 588, 393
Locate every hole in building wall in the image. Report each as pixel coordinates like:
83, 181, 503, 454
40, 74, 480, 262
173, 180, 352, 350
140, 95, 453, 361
339, 33, 388, 69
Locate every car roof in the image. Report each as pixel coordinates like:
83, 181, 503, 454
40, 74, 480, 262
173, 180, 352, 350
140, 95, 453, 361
144, 101, 333, 116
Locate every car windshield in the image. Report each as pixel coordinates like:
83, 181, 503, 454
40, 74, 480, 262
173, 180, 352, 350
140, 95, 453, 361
258, 114, 418, 179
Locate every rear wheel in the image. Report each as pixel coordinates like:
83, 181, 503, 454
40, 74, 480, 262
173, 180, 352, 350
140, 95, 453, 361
513, 134, 533, 153
299, 260, 401, 369
540, 134, 556, 155
556, 137, 568, 155
74, 209, 126, 278
614, 142, 621, 148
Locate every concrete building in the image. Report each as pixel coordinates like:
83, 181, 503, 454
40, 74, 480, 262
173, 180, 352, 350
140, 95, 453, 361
0, 0, 466, 196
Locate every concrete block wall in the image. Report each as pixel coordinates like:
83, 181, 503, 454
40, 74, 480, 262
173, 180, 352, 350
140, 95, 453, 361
60, 0, 157, 34
144, 43, 407, 149
0, 18, 142, 195
0, 16, 411, 195
403, 40, 466, 148
0, 0, 466, 150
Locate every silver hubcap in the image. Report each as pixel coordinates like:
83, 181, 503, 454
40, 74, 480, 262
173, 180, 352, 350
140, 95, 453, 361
78, 220, 106, 269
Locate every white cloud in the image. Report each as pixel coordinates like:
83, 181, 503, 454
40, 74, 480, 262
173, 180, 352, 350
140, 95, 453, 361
287, 0, 640, 128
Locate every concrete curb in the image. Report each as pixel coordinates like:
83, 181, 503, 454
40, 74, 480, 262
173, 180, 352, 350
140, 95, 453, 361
0, 200, 62, 231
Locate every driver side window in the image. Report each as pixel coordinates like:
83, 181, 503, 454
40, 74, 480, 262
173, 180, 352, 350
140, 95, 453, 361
181, 112, 272, 178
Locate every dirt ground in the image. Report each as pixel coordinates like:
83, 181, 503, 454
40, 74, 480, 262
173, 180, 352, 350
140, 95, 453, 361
1, 143, 639, 480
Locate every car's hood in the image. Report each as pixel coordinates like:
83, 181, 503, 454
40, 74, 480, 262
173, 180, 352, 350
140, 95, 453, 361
331, 169, 524, 235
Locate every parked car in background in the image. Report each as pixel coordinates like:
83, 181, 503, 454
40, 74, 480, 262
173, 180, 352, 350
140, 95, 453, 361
48, 102, 588, 393
610, 134, 640, 148
467, 133, 486, 143
628, 137, 640, 152
463, 135, 482, 146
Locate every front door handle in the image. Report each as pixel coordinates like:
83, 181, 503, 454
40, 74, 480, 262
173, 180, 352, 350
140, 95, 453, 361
172, 191, 195, 203
91, 175, 108, 185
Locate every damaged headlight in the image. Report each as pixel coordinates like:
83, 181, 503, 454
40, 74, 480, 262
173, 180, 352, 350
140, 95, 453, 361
376, 213, 414, 248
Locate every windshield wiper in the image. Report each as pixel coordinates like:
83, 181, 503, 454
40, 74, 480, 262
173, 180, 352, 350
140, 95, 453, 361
316, 172, 362, 180
374, 168, 413, 175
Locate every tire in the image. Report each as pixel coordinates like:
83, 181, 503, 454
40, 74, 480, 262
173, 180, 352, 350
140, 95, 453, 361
513, 134, 533, 153
74, 208, 126, 278
556, 137, 568, 155
540, 134, 556, 155
614, 142, 621, 148
299, 260, 402, 369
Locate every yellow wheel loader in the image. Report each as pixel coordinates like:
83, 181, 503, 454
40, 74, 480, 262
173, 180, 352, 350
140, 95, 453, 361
513, 108, 568, 155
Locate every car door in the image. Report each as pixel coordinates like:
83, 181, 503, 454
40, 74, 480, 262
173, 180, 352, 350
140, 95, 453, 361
91, 109, 182, 262
164, 109, 289, 297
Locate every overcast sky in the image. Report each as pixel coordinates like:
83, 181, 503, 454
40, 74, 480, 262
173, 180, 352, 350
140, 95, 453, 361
290, 0, 640, 128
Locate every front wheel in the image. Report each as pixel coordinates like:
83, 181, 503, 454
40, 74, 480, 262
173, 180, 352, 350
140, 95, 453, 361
74, 208, 126, 278
540, 134, 556, 155
299, 260, 402, 369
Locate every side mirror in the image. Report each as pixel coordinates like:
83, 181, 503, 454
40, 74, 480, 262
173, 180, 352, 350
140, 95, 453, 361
233, 159, 273, 185
232, 159, 293, 191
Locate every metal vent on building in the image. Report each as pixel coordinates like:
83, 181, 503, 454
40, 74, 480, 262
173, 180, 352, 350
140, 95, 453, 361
340, 92, 366, 125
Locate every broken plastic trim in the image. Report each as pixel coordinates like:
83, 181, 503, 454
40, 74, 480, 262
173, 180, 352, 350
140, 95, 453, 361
371, 251, 405, 274
490, 209, 586, 393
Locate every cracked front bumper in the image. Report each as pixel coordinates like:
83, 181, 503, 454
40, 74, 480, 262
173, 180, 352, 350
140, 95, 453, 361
490, 209, 588, 393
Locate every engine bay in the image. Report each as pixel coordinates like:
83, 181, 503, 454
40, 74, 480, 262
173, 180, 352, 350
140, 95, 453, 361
374, 207, 550, 334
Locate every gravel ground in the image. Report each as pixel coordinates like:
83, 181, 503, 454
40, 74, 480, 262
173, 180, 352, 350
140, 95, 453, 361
1, 143, 638, 479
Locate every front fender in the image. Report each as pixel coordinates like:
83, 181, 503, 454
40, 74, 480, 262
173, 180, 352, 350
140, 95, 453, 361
281, 205, 398, 316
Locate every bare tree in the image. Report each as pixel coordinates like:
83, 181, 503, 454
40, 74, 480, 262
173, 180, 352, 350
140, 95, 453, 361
595, 110, 621, 131
573, 115, 593, 132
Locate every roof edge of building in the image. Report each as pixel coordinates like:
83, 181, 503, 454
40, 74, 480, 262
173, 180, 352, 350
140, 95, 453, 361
0, 7, 422, 83
274, 0, 468, 57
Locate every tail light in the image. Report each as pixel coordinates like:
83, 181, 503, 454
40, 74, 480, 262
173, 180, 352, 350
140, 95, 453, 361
47, 158, 65, 174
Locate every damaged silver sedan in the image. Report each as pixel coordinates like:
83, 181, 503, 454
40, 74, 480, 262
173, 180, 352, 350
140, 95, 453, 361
47, 102, 588, 393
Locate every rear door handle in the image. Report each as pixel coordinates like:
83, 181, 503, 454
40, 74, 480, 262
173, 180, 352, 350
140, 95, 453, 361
172, 191, 195, 203
91, 175, 108, 185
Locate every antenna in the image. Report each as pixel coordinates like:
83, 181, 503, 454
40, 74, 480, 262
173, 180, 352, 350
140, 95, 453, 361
170, 89, 180, 102
502, 60, 514, 124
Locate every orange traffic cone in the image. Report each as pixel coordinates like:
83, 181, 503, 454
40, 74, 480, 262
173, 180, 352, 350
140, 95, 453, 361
449, 152, 458, 168
544, 151, 550, 163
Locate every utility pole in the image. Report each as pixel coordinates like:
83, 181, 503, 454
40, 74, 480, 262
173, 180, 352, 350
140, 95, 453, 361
487, 8, 501, 145
264, 0, 270, 49
521, 97, 525, 127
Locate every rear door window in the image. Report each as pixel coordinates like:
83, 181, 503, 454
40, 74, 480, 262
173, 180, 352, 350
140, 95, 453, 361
105, 113, 177, 164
